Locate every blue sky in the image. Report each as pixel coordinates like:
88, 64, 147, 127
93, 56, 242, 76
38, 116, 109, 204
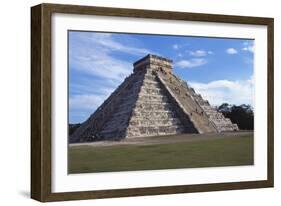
69, 31, 254, 123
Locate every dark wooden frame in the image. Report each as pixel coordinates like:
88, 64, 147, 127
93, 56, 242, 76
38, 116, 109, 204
31, 3, 274, 202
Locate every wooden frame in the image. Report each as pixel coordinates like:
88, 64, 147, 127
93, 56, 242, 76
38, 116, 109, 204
31, 3, 274, 202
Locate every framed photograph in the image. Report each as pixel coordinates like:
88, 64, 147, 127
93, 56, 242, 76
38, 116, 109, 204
31, 3, 274, 202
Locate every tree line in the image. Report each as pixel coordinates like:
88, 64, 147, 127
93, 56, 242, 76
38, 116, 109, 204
217, 103, 254, 130
69, 123, 81, 136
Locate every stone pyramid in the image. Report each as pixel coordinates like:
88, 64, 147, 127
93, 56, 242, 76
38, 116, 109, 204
70, 54, 238, 143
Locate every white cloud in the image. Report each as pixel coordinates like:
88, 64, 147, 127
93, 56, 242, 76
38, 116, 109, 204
188, 50, 214, 57
69, 111, 90, 122
70, 79, 117, 96
174, 58, 207, 69
70, 32, 150, 81
242, 41, 254, 53
189, 77, 254, 107
242, 47, 254, 52
173, 44, 179, 50
177, 53, 183, 57
72, 52, 132, 81
69, 78, 116, 112
89, 33, 153, 55
226, 48, 238, 54
189, 50, 207, 57
69, 93, 111, 113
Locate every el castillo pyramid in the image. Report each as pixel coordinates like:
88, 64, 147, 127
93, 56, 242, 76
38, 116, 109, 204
70, 54, 238, 143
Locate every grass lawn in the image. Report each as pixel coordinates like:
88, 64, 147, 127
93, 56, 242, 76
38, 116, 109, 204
68, 134, 253, 173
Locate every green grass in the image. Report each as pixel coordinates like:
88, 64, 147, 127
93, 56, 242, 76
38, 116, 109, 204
68, 135, 253, 173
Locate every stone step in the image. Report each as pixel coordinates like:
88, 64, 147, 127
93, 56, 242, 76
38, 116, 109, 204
99, 129, 126, 139
102, 121, 185, 135
139, 88, 162, 95
122, 86, 142, 95
127, 124, 185, 131
137, 94, 169, 102
209, 114, 225, 119
114, 100, 136, 110
101, 117, 129, 130
140, 81, 161, 90
133, 102, 174, 111
144, 74, 157, 81
217, 125, 239, 132
100, 125, 127, 135
136, 99, 170, 105
202, 107, 217, 112
135, 101, 170, 106
198, 105, 236, 131
131, 110, 177, 119
141, 83, 161, 89
126, 125, 186, 137
211, 117, 232, 123
102, 113, 130, 122
118, 101, 172, 111
129, 118, 182, 127
142, 79, 160, 86
120, 91, 154, 101
187, 112, 215, 133
144, 71, 155, 76
131, 114, 177, 121
108, 110, 132, 119
214, 123, 235, 128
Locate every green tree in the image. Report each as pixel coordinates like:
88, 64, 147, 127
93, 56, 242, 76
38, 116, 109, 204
218, 103, 254, 130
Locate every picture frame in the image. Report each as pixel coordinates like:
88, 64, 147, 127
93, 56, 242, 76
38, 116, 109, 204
31, 3, 274, 202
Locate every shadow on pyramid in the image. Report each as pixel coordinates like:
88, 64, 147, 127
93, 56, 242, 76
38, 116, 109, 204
70, 54, 238, 143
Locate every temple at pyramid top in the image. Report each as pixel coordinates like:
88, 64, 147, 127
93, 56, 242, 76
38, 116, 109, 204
133, 54, 173, 72
70, 54, 238, 143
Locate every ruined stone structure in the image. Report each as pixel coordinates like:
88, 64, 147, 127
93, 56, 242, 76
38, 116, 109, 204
70, 54, 238, 143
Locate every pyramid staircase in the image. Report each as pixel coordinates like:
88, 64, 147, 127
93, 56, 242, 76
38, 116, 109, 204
70, 54, 238, 143
157, 72, 238, 133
